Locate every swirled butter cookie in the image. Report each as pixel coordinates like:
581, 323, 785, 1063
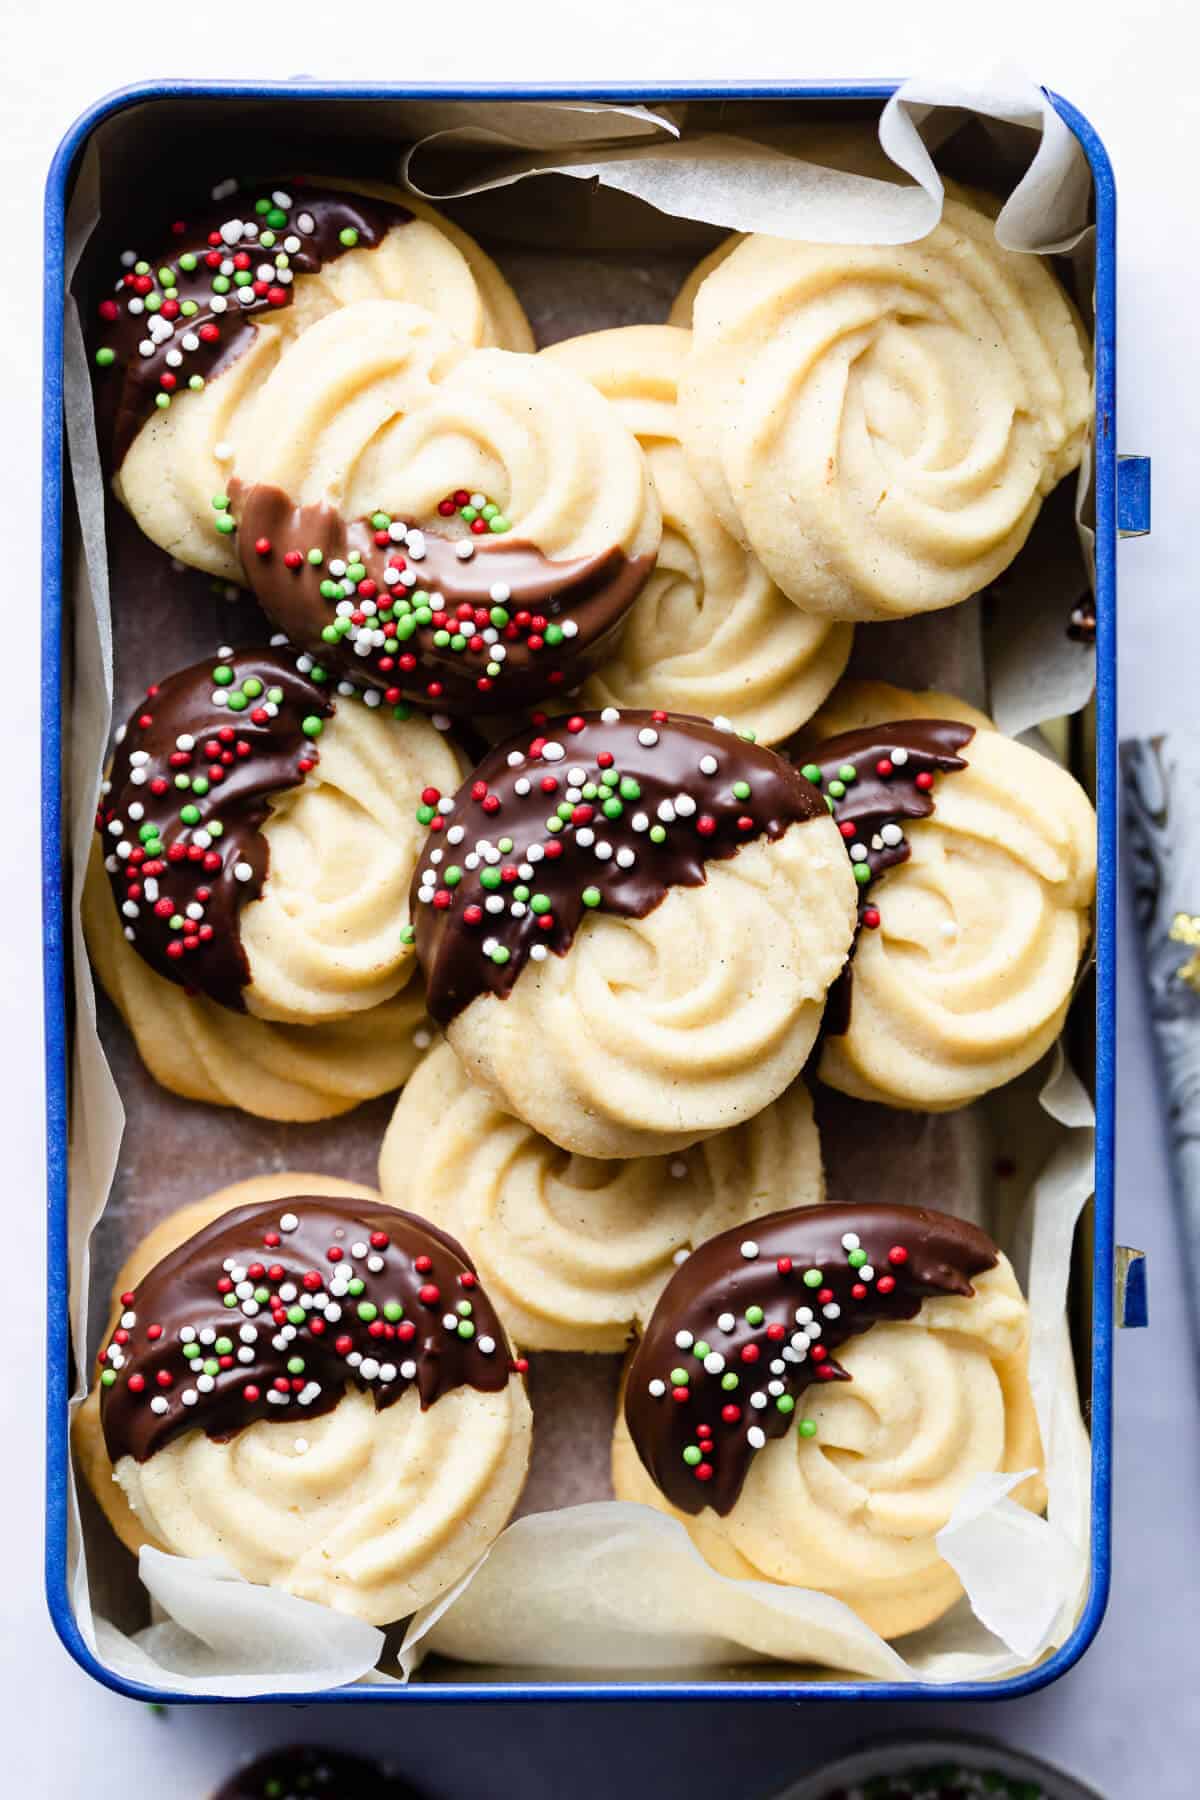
542, 325, 852, 742
678, 197, 1091, 621
224, 299, 661, 716
94, 642, 461, 1023
89, 178, 531, 581
797, 681, 1096, 1110
74, 1174, 532, 1625
380, 1040, 824, 1350
409, 708, 857, 1159
612, 1202, 1044, 1640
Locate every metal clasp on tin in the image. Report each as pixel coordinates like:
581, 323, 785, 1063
1117, 456, 1152, 538
1116, 1246, 1149, 1327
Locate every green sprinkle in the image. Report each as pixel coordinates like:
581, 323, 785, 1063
138, 823, 158, 843
208, 821, 224, 837
211, 275, 231, 294
545, 624, 564, 646
513, 885, 530, 903
531, 894, 552, 915
459, 506, 478, 524
400, 924, 416, 945
801, 763, 822, 784
693, 1341, 710, 1361
357, 1302, 378, 1323
155, 393, 172, 411
242, 678, 263, 699
433, 630, 451, 649
145, 293, 162, 313
490, 946, 511, 965
582, 886, 602, 908
854, 864, 872, 886
498, 838, 514, 854
203, 1359, 220, 1377
619, 777, 641, 800
649, 825, 667, 844
157, 266, 174, 286
215, 1338, 233, 1356
797, 1419, 818, 1439
347, 562, 366, 582
581, 783, 598, 801
287, 1357, 305, 1375
347, 1278, 365, 1298
838, 764, 858, 783
307, 547, 323, 565
721, 1372, 739, 1391
338, 226, 360, 247
94, 347, 115, 368
848, 1248, 867, 1269
803, 1268, 824, 1288
260, 232, 276, 249
669, 1367, 690, 1387
287, 1306, 305, 1326
174, 773, 191, 790
188, 374, 204, 391
745, 1305, 764, 1326
178, 252, 197, 272
301, 716, 323, 739
254, 1287, 270, 1305
732, 780, 751, 801
384, 1301, 404, 1322
489, 606, 510, 628
183, 1343, 201, 1361
267, 207, 288, 229
233, 270, 252, 288
683, 1446, 702, 1467
255, 198, 272, 216
482, 503, 498, 521
179, 804, 200, 825
776, 1394, 795, 1415
444, 866, 463, 887
212, 664, 234, 685
602, 798, 623, 820
457, 1319, 475, 1339
489, 515, 510, 533
828, 779, 846, 799
371, 512, 391, 529
100, 1369, 116, 1387
223, 1294, 238, 1308
480, 867, 502, 891
456, 1300, 473, 1317
227, 692, 247, 711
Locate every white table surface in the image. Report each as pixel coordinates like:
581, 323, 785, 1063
3, 4, 1197, 1793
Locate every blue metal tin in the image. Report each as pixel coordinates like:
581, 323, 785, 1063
42, 78, 1119, 1705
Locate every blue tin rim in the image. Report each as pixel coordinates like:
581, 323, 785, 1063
42, 77, 1116, 1706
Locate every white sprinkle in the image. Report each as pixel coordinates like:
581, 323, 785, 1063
656, 800, 676, 824
638, 728, 659, 747
718, 1312, 736, 1333
674, 794, 696, 818
120, 1311, 136, 1330
455, 541, 474, 561
891, 747, 909, 766
530, 944, 548, 962
747, 1426, 766, 1450
841, 1233, 860, 1251
631, 811, 649, 832
699, 754, 718, 776
849, 844, 868, 862
740, 1240, 759, 1260
490, 582, 511, 603
703, 1352, 725, 1375
768, 1380, 784, 1397
359, 1358, 381, 1381
881, 823, 904, 846
859, 1265, 875, 1282
648, 1378, 666, 1398
442, 1313, 459, 1331
616, 847, 636, 869
507, 751, 525, 768
296, 211, 315, 233
575, 828, 595, 848
673, 1249, 690, 1265
561, 620, 579, 638
400, 1360, 418, 1380
165, 348, 183, 368
823, 1303, 841, 1320
478, 1336, 496, 1355
542, 741, 565, 762
279, 1213, 299, 1233
181, 1390, 198, 1407
795, 1307, 813, 1325
233, 861, 254, 882
714, 715, 734, 733
150, 1397, 169, 1415
749, 1392, 767, 1410
674, 1329, 694, 1350
601, 707, 620, 724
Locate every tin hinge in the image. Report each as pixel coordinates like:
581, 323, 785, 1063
1117, 456, 1152, 538
1116, 1246, 1149, 1327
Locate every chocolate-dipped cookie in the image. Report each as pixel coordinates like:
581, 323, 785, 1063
87, 177, 531, 581
796, 682, 1096, 1110
409, 707, 857, 1158
86, 642, 457, 1121
222, 299, 661, 716
612, 1201, 1044, 1639
74, 1174, 532, 1625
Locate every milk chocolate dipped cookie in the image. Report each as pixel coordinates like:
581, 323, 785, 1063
542, 325, 852, 742
612, 1202, 1043, 1640
85, 641, 458, 1120
223, 299, 661, 716
678, 194, 1091, 622
214, 1747, 420, 1800
799, 681, 1096, 1110
74, 1174, 532, 1624
89, 177, 531, 581
409, 709, 857, 1158
380, 1040, 824, 1351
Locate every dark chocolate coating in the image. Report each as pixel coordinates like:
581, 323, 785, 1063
89, 182, 413, 471
213, 1745, 421, 1800
99, 1196, 515, 1466
625, 1201, 999, 1516
228, 485, 654, 716
410, 708, 827, 1027
798, 720, 975, 1036
98, 645, 335, 1011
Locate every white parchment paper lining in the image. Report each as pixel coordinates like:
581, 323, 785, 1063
60, 73, 1099, 1695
